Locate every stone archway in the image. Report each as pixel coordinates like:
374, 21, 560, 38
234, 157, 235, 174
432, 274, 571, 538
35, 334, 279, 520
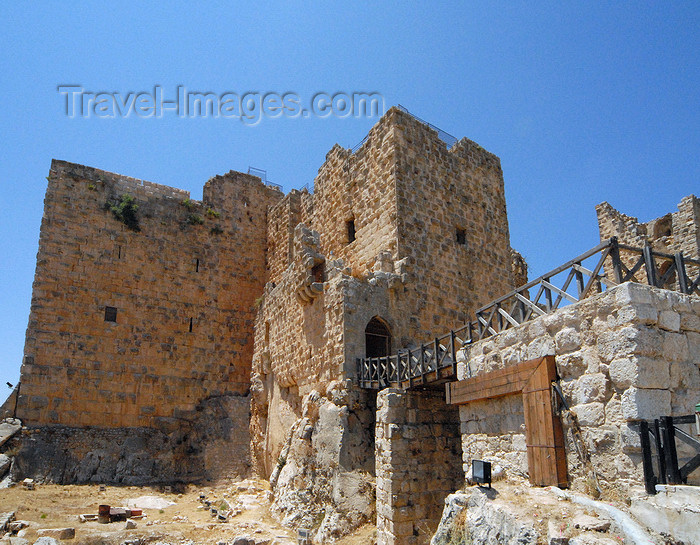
365, 316, 391, 359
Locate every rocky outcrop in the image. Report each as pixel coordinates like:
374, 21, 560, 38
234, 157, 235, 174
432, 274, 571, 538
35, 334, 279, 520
431, 489, 539, 545
269, 388, 375, 543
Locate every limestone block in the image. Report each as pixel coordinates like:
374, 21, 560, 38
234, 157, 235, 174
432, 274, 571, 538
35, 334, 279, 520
543, 307, 579, 334
555, 327, 581, 353
680, 312, 700, 333
599, 326, 663, 362
687, 332, 700, 363
33, 539, 60, 545
611, 303, 658, 327
609, 356, 670, 390
669, 361, 700, 390
556, 352, 587, 380
604, 396, 623, 424
526, 336, 555, 360
571, 373, 607, 405
620, 423, 641, 452
572, 514, 611, 532
671, 390, 700, 415
658, 310, 680, 332
571, 402, 605, 427
621, 387, 671, 421
584, 425, 617, 451
662, 332, 689, 362
614, 282, 654, 306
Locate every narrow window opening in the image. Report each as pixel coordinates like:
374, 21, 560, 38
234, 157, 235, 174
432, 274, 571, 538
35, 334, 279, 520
104, 306, 117, 323
347, 219, 356, 244
264, 322, 270, 344
456, 228, 467, 245
117, 245, 122, 259
195, 258, 200, 272
311, 262, 326, 283
189, 317, 193, 333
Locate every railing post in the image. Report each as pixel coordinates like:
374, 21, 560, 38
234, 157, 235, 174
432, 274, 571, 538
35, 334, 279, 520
675, 252, 689, 294
639, 421, 657, 494
643, 243, 659, 288
654, 419, 666, 483
434, 338, 440, 372
407, 349, 413, 389
450, 330, 457, 378
662, 416, 681, 484
420, 344, 426, 382
575, 266, 585, 298
609, 237, 624, 284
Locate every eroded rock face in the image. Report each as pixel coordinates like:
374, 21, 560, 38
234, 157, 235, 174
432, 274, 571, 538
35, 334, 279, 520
431, 490, 538, 545
11, 394, 251, 484
269, 390, 375, 543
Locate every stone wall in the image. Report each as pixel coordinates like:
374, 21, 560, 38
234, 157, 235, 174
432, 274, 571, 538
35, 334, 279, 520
252, 107, 516, 464
375, 388, 463, 545
393, 115, 515, 340
456, 282, 700, 492
597, 195, 699, 259
18, 159, 281, 433
250, 107, 518, 541
11, 393, 251, 484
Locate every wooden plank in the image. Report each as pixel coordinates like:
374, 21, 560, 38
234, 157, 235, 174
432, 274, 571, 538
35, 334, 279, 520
572, 263, 616, 288
522, 383, 536, 484
449, 368, 535, 399
450, 379, 529, 404
497, 306, 521, 328
514, 292, 546, 317
541, 278, 578, 306
522, 356, 567, 487
581, 247, 610, 299
447, 358, 540, 405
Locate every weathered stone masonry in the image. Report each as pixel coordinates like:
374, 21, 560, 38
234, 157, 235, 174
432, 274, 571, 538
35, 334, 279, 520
15, 159, 282, 481
7, 105, 700, 543
250, 108, 519, 540
455, 282, 700, 492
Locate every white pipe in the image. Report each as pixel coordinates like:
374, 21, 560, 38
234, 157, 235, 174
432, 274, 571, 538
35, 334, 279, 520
548, 487, 656, 545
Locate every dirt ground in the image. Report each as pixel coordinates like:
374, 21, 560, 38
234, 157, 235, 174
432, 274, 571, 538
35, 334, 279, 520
0, 478, 376, 545
0, 475, 632, 545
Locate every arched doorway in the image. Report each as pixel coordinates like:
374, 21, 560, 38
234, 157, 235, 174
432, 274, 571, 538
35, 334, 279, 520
365, 316, 391, 358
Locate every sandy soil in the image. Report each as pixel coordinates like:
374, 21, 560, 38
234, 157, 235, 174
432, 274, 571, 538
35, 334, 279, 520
0, 478, 301, 544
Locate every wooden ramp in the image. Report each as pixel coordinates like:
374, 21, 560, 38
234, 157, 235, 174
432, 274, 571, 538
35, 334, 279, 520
446, 355, 567, 488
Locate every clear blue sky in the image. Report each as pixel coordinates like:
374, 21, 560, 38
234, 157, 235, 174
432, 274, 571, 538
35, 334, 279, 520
1, 3, 699, 388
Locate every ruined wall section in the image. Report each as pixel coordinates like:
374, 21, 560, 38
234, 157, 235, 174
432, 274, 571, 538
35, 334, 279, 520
456, 282, 700, 492
312, 111, 400, 277
597, 195, 700, 259
393, 111, 515, 345
19, 160, 281, 430
266, 189, 313, 286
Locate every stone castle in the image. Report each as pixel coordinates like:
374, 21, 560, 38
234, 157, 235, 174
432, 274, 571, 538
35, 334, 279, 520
4, 106, 700, 544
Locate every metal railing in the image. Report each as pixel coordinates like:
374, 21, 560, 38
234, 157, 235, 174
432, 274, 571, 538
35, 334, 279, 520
350, 104, 458, 153
637, 415, 700, 494
357, 237, 700, 389
247, 167, 282, 191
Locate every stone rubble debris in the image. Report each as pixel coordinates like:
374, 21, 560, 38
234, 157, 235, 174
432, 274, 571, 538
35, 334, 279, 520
36, 528, 75, 540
